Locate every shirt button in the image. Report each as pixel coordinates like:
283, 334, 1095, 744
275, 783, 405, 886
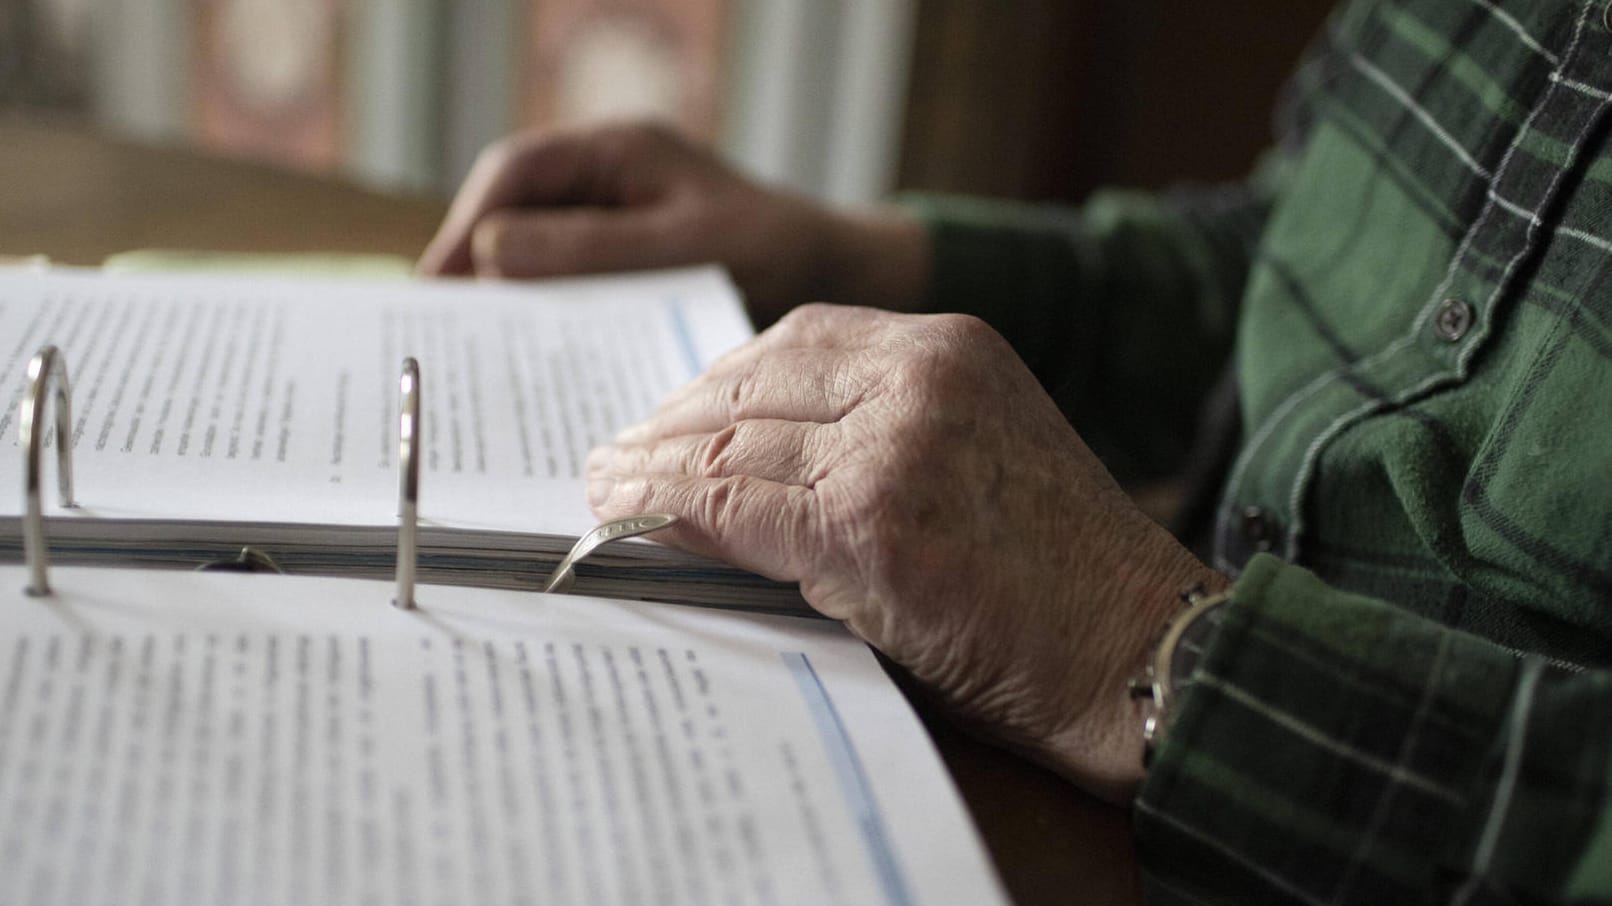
1240, 506, 1277, 553
1433, 298, 1474, 342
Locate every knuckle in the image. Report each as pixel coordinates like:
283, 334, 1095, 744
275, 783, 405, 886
928, 311, 992, 338
886, 346, 943, 388
774, 302, 832, 336
922, 313, 995, 358
932, 312, 1007, 362
886, 315, 999, 388
724, 359, 762, 414
766, 310, 806, 341
699, 424, 740, 477
696, 476, 744, 533
823, 357, 860, 405
793, 301, 838, 320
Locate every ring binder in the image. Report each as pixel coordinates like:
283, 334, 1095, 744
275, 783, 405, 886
0, 269, 804, 613
394, 357, 421, 610
19, 345, 77, 596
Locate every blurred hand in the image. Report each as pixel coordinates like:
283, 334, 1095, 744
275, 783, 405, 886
585, 304, 1228, 802
419, 121, 930, 325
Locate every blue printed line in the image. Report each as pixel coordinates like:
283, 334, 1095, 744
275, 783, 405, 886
664, 297, 704, 379
782, 651, 914, 906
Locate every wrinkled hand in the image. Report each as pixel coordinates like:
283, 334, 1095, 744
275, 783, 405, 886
419, 121, 928, 325
586, 305, 1228, 802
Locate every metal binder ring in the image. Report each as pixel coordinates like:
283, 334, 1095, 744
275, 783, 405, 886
542, 513, 678, 594
19, 345, 77, 596
394, 358, 421, 610
196, 546, 285, 574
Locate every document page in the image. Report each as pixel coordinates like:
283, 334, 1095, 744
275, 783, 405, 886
0, 267, 751, 536
0, 567, 1006, 906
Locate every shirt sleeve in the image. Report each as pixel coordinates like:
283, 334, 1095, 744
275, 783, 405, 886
896, 159, 1284, 481
1135, 552, 1612, 904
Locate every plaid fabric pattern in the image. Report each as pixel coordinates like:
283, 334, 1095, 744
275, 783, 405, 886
906, 1, 1612, 901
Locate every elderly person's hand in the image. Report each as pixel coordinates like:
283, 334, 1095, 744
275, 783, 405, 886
419, 121, 928, 325
586, 304, 1229, 803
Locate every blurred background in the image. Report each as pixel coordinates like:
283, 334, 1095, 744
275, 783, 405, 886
0, 0, 1333, 207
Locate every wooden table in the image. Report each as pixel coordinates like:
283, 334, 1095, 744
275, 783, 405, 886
0, 115, 1141, 905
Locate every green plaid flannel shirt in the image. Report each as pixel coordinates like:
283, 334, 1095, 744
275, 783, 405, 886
908, 1, 1612, 901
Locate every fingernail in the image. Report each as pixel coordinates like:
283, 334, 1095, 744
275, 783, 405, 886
587, 477, 615, 507
614, 421, 649, 443
585, 445, 613, 476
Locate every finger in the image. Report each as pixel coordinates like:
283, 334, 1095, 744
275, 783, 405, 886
418, 130, 602, 276
587, 472, 820, 582
467, 208, 691, 279
617, 348, 861, 442
589, 419, 833, 489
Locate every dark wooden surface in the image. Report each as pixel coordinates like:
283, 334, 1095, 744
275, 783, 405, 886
0, 115, 1142, 906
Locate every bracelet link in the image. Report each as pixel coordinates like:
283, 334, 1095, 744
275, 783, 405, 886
1130, 582, 1235, 768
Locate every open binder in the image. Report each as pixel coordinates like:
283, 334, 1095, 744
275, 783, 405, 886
0, 267, 804, 612
0, 299, 1010, 903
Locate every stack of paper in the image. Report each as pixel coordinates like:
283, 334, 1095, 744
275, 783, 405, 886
0, 565, 1008, 905
0, 266, 801, 611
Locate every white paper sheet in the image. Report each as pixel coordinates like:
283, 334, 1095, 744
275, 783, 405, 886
0, 566, 1006, 906
0, 267, 752, 537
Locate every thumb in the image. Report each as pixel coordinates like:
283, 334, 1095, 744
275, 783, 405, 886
418, 129, 603, 276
